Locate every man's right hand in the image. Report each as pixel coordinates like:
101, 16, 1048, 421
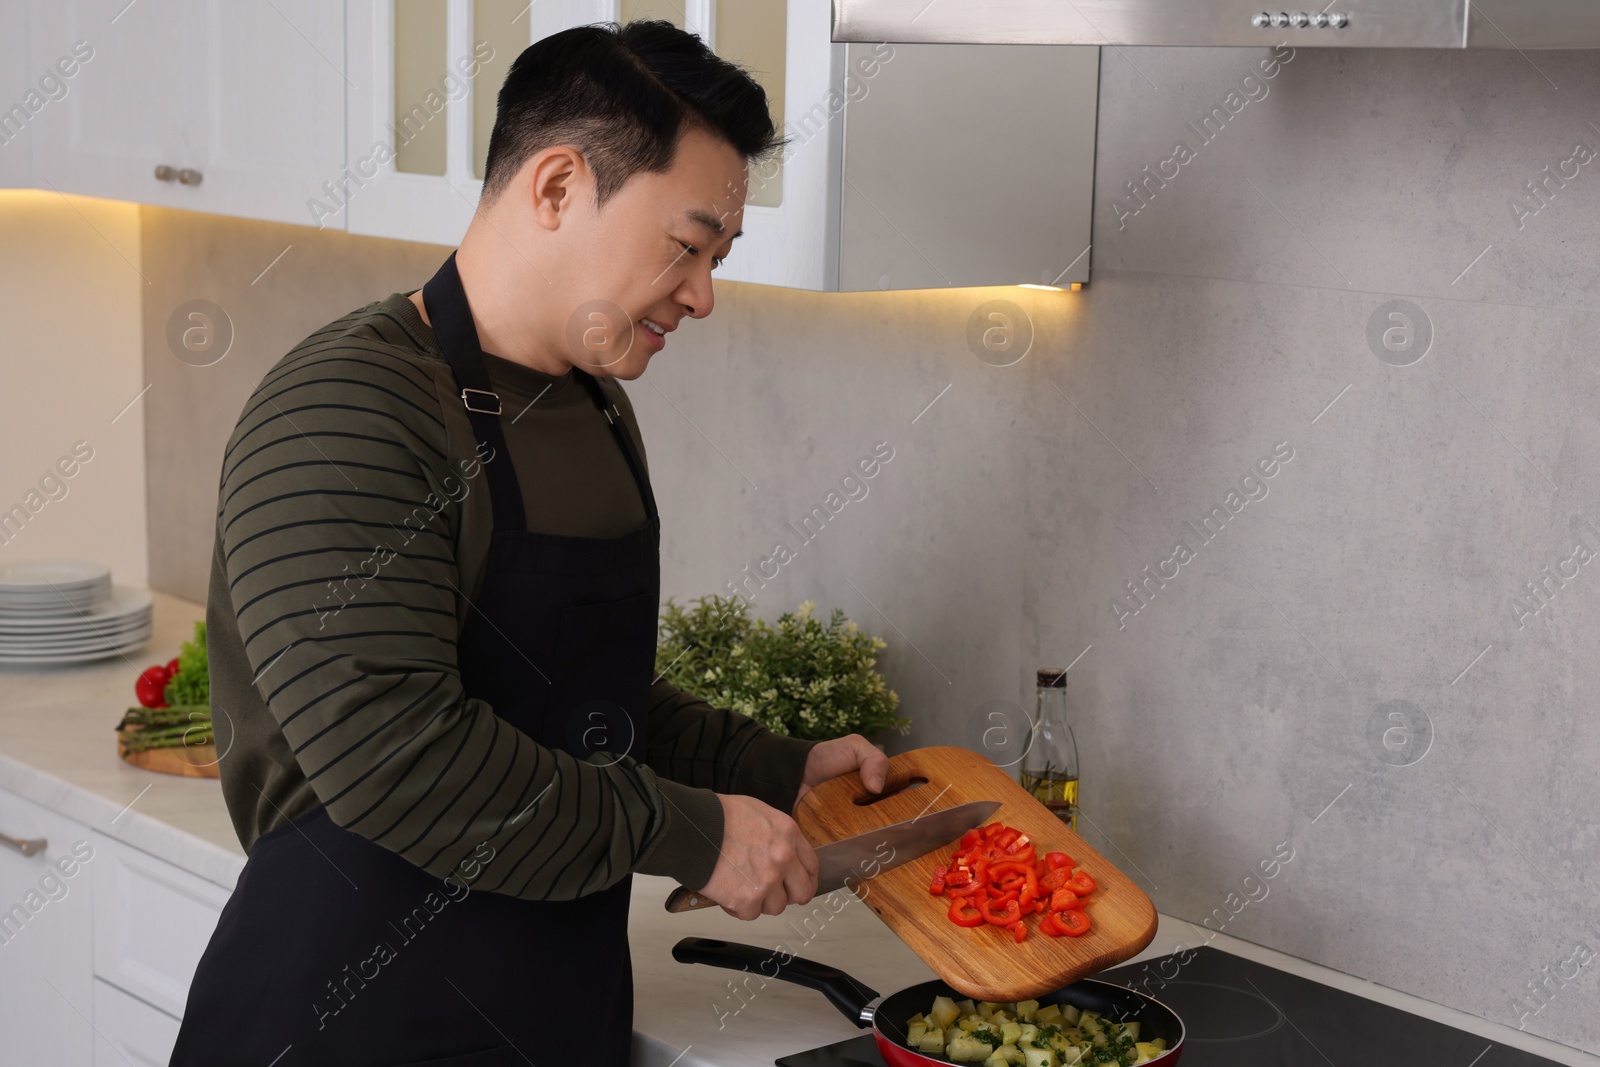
698, 793, 819, 920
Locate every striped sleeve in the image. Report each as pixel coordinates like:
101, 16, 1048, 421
645, 680, 820, 814
217, 340, 725, 899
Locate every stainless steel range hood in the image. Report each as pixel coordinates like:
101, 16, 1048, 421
832, 0, 1600, 49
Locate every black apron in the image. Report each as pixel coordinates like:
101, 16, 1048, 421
170, 251, 661, 1067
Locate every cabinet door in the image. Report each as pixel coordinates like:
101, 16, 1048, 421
0, 2, 36, 187
27, 0, 344, 227
0, 790, 95, 1067
346, 0, 611, 245
188, 0, 346, 227
92, 979, 182, 1067
91, 832, 230, 1020
25, 0, 192, 207
709, 0, 843, 290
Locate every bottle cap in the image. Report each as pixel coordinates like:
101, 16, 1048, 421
1036, 668, 1067, 688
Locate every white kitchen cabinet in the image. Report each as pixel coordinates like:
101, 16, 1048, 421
346, 0, 601, 243
92, 979, 182, 1067
91, 830, 230, 1020
0, 2, 37, 188
0, 789, 96, 1067
345, 0, 748, 245
25, 0, 344, 228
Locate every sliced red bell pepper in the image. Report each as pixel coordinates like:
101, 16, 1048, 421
1004, 832, 1032, 854
936, 821, 1103, 935
979, 895, 1021, 925
1062, 869, 1097, 895
948, 895, 984, 927
1049, 887, 1079, 912
1053, 908, 1091, 936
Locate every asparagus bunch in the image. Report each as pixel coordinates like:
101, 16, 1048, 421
117, 705, 213, 752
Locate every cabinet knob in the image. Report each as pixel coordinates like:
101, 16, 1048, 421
177, 168, 203, 187
1, 831, 47, 857
154, 164, 177, 182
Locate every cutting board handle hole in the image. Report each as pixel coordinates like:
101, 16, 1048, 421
853, 775, 928, 805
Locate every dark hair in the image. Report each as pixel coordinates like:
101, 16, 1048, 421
481, 19, 786, 207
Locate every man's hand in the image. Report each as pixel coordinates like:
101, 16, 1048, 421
700, 794, 818, 920
793, 733, 891, 808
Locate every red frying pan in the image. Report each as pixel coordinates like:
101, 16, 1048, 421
673, 937, 1185, 1066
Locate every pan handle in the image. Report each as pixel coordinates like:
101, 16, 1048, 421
671, 937, 881, 1027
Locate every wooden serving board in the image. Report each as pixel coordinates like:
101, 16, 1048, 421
116, 730, 221, 779
793, 745, 1156, 1002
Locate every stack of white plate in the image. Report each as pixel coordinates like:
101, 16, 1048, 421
0, 561, 152, 665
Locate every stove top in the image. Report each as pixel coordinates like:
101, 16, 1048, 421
774, 946, 1562, 1067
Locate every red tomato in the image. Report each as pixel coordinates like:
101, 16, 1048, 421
135, 665, 171, 709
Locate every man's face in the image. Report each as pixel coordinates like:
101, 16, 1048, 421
560, 126, 747, 380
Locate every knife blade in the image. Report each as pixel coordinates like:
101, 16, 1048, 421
664, 798, 1001, 913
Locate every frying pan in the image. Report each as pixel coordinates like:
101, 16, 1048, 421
673, 936, 1185, 1066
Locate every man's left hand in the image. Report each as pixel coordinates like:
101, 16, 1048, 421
793, 734, 890, 808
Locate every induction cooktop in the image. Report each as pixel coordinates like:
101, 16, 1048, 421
773, 946, 1562, 1067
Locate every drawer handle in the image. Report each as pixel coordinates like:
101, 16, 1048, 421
0, 831, 46, 857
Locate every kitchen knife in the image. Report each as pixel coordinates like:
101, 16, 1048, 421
663, 798, 1001, 913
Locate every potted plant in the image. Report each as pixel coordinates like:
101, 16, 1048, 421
656, 595, 910, 743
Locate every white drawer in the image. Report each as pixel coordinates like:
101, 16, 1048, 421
93, 979, 182, 1067
91, 832, 231, 1018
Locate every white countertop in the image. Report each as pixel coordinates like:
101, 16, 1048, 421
0, 589, 245, 889
1, 590, 1594, 1066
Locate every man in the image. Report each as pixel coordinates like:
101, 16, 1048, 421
170, 20, 889, 1066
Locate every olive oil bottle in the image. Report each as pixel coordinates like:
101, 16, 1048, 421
1020, 667, 1080, 831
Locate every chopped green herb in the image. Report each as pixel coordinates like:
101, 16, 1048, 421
970, 1026, 1002, 1048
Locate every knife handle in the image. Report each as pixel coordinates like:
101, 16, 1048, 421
664, 884, 720, 912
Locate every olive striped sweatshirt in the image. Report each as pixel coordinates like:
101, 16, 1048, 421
205, 290, 818, 900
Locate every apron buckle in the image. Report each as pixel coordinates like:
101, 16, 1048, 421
461, 387, 503, 415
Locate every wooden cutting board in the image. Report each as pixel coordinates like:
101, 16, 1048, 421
116, 729, 221, 778
793, 745, 1156, 1002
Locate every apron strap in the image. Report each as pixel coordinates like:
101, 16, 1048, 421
421, 250, 661, 531
575, 370, 660, 522
421, 251, 527, 533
